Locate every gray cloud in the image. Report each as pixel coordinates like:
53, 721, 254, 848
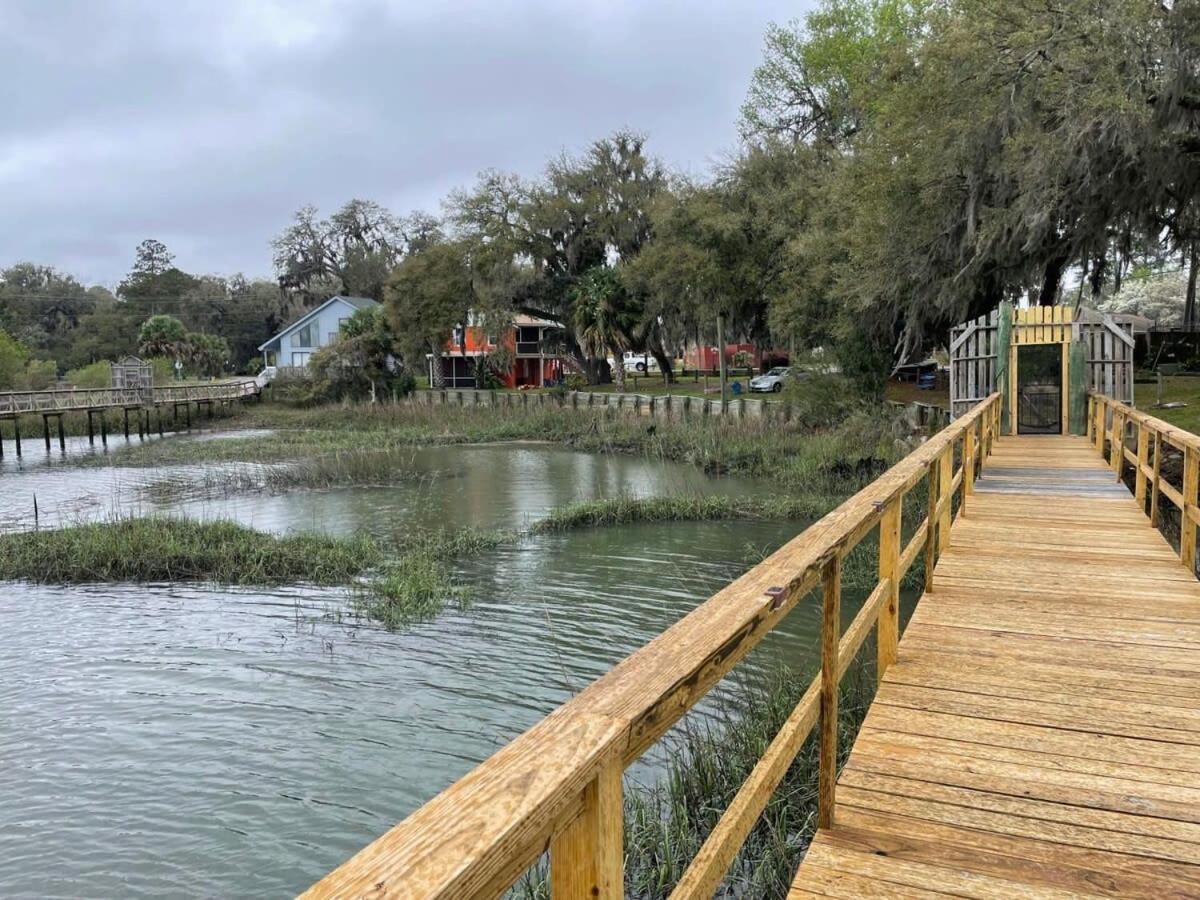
0, 0, 808, 286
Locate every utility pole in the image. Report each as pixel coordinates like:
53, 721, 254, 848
717, 311, 728, 409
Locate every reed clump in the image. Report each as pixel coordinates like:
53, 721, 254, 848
0, 517, 381, 585
530, 494, 831, 533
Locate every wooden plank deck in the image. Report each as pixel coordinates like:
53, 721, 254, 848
792, 434, 1200, 898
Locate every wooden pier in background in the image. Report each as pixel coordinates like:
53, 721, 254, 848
0, 378, 263, 455
302, 392, 1200, 899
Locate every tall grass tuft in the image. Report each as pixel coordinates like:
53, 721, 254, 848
354, 528, 515, 628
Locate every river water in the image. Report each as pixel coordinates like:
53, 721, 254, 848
0, 430, 846, 897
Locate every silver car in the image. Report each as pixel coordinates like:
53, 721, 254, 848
750, 366, 793, 393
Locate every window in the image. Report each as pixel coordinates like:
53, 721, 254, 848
294, 321, 316, 348
291, 351, 311, 367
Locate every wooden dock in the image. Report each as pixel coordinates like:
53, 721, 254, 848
792, 433, 1200, 897
303, 393, 1200, 899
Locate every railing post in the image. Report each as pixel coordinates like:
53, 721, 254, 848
964, 421, 976, 499
877, 498, 901, 679
1182, 447, 1197, 575
550, 757, 623, 899
1135, 423, 1149, 507
924, 456, 938, 593
1086, 395, 1094, 444
937, 445, 952, 555
1150, 431, 1162, 528
818, 555, 842, 830
1093, 399, 1104, 453
1110, 409, 1123, 475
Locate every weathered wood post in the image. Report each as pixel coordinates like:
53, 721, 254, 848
1086, 395, 1095, 444
818, 554, 842, 829
57, 414, 65, 451
550, 757, 623, 899
42, 414, 51, 452
877, 497, 901, 680
87, 409, 95, 446
124, 407, 131, 440
13, 416, 20, 457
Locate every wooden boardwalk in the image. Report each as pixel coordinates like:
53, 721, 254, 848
793, 434, 1200, 898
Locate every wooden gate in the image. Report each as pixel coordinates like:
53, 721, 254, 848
950, 304, 1134, 435
949, 308, 1001, 421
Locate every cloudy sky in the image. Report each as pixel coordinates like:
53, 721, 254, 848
1, 1, 809, 288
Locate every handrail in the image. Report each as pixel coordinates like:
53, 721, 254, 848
1090, 394, 1200, 572
0, 379, 260, 415
302, 393, 1004, 899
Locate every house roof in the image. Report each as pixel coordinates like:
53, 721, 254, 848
512, 313, 561, 328
257, 295, 378, 352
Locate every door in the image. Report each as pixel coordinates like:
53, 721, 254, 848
1016, 345, 1061, 434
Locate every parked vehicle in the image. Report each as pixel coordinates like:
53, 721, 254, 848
749, 366, 795, 393
611, 352, 659, 374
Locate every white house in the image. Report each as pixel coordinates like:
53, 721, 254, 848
258, 295, 378, 371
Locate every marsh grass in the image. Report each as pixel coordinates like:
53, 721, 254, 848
0, 517, 381, 584
514, 660, 875, 899
530, 494, 834, 533
89, 400, 905, 496
139, 448, 431, 502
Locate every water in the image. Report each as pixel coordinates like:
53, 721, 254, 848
0, 430, 844, 897
0, 435, 763, 535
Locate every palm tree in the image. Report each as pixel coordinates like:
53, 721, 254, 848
137, 314, 187, 360
573, 267, 636, 391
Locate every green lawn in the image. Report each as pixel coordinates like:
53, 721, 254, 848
1134, 374, 1200, 433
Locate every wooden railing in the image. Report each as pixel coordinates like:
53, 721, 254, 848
0, 379, 262, 416
302, 393, 1004, 899
1090, 393, 1200, 571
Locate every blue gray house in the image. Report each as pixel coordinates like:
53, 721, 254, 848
258, 295, 378, 371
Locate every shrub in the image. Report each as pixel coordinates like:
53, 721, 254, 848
65, 360, 113, 388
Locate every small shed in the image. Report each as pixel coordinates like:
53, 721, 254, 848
949, 302, 1134, 435
111, 356, 154, 394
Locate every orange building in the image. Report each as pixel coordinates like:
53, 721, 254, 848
429, 315, 566, 388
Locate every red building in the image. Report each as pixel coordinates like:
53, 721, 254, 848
429, 315, 566, 388
684, 343, 789, 371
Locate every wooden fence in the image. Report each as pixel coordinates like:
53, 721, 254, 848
415, 388, 951, 429
1091, 393, 1200, 571
301, 393, 1003, 899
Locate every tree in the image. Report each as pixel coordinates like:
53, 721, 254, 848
449, 131, 666, 379
385, 241, 477, 389
0, 331, 30, 389
184, 333, 230, 378
573, 267, 637, 391
137, 315, 187, 360
130, 239, 174, 279
309, 306, 410, 402
272, 201, 441, 304
118, 239, 200, 305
